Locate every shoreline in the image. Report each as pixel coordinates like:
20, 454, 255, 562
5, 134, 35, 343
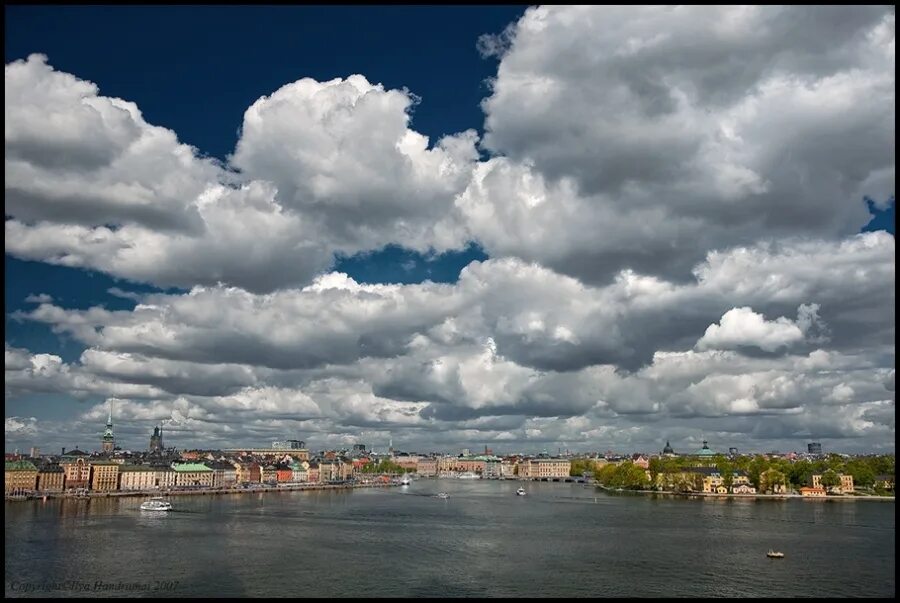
5, 481, 398, 502
595, 484, 895, 501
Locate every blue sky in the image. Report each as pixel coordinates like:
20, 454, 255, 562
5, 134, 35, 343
4, 5, 514, 419
5, 6, 895, 454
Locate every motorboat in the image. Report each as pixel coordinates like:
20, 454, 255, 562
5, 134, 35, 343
400, 475, 411, 486
457, 472, 481, 480
766, 550, 784, 558
140, 497, 173, 511
435, 492, 450, 499
516, 488, 526, 496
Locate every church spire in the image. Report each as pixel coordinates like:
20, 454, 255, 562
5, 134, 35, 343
101, 399, 116, 453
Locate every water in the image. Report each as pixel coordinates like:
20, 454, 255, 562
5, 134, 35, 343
5, 480, 895, 598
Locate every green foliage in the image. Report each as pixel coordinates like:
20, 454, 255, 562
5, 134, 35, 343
759, 468, 787, 493
595, 461, 650, 490
569, 458, 594, 476
843, 459, 876, 488
820, 469, 840, 489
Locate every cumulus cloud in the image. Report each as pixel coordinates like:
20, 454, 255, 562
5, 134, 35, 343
695, 305, 823, 353
471, 5, 895, 284
4, 7, 895, 452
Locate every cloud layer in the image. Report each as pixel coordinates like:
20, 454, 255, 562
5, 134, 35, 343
5, 6, 895, 453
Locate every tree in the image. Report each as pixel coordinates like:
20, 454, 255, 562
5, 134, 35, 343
820, 469, 840, 491
844, 459, 876, 489
760, 468, 787, 494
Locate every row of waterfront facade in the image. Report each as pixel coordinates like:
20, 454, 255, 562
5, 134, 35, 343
4, 451, 573, 495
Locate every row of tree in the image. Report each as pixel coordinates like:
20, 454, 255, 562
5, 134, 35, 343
591, 454, 894, 492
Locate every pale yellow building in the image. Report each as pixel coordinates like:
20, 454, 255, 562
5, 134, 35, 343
517, 458, 571, 479
154, 467, 177, 489
37, 464, 65, 492
90, 462, 120, 491
119, 465, 157, 491
416, 458, 437, 476
173, 463, 213, 488
811, 473, 855, 494
5, 461, 38, 494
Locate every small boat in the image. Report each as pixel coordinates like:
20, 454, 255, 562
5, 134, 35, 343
516, 488, 526, 496
457, 472, 481, 480
435, 492, 450, 499
766, 550, 784, 558
400, 475, 411, 486
140, 497, 173, 511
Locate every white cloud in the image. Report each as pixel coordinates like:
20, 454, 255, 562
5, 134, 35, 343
696, 306, 809, 352
3, 7, 895, 453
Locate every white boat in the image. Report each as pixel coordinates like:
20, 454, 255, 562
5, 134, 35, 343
516, 488, 526, 496
140, 497, 173, 511
457, 472, 481, 480
766, 550, 784, 559
436, 492, 450, 499
400, 475, 411, 486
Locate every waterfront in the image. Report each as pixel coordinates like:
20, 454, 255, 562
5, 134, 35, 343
5, 480, 894, 598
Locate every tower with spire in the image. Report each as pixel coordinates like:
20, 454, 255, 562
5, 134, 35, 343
149, 424, 163, 452
101, 400, 115, 453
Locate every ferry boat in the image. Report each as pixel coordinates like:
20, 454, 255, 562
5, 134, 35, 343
516, 487, 526, 496
435, 492, 450, 499
457, 472, 481, 480
140, 497, 173, 512
766, 550, 784, 558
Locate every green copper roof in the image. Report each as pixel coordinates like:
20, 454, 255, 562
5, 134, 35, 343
172, 463, 213, 472
5, 460, 37, 472
697, 440, 715, 456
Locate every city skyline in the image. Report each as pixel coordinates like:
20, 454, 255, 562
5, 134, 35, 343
5, 6, 896, 456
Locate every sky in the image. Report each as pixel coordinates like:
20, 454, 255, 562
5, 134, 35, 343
4, 5, 895, 456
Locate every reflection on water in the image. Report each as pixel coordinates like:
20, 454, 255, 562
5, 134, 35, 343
5, 481, 895, 598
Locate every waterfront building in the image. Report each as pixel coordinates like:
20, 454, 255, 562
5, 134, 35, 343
307, 462, 320, 483
517, 458, 571, 480
807, 442, 823, 455
149, 426, 164, 452
101, 402, 116, 453
119, 465, 157, 491
206, 461, 236, 487
276, 464, 293, 483
61, 457, 91, 490
90, 462, 120, 491
153, 467, 177, 489
483, 458, 502, 479
235, 462, 261, 484
319, 458, 353, 482
173, 463, 214, 488
36, 463, 65, 492
874, 474, 894, 491
416, 457, 437, 477
500, 458, 518, 477
800, 486, 827, 497
261, 464, 278, 484
5, 460, 38, 494
811, 473, 855, 494
290, 460, 309, 482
